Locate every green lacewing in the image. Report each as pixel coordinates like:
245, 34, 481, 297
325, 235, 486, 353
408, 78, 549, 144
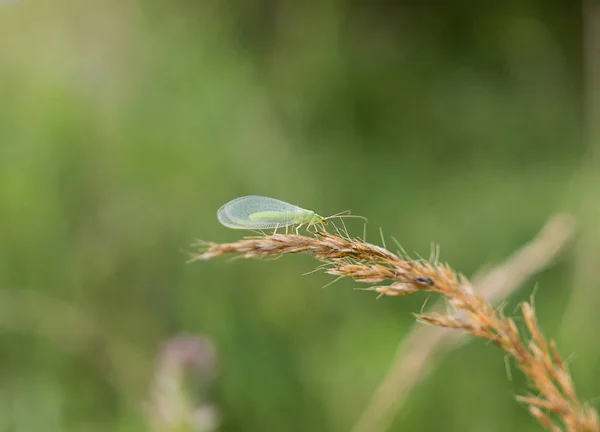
217, 195, 366, 231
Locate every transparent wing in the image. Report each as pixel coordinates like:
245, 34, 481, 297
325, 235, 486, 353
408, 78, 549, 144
217, 207, 252, 229
217, 196, 304, 230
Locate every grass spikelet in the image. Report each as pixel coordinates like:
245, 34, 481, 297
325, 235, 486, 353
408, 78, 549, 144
192, 228, 598, 431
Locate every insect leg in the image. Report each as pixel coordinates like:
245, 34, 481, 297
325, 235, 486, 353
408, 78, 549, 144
272, 223, 280, 236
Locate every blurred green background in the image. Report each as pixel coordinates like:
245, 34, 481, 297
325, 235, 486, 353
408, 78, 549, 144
1, 1, 598, 431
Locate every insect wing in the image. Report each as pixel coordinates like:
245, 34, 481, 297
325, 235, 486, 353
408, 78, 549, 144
217, 205, 245, 228
218, 196, 303, 229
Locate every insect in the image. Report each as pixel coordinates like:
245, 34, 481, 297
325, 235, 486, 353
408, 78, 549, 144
217, 195, 366, 233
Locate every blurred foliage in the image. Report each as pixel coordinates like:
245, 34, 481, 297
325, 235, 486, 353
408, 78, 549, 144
0, 1, 597, 431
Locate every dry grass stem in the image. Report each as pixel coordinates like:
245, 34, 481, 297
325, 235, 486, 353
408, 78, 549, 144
192, 219, 599, 431
351, 213, 577, 432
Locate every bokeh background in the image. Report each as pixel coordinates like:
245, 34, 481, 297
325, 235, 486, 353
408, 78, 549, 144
1, 1, 599, 431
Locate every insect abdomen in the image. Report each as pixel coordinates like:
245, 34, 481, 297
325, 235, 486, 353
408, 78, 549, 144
249, 211, 294, 222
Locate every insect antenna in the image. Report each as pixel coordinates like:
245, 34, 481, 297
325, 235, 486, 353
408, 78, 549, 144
326, 209, 351, 218
324, 213, 368, 223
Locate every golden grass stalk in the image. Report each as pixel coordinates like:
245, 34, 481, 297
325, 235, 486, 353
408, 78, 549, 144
192, 224, 599, 431
351, 214, 577, 432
